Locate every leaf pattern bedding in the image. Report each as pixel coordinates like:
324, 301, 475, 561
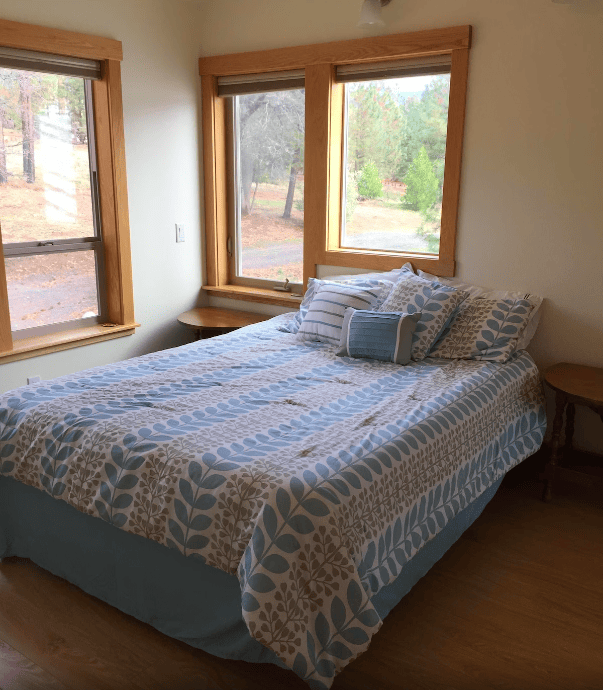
0, 315, 546, 689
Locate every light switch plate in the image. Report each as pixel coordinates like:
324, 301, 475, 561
175, 224, 185, 243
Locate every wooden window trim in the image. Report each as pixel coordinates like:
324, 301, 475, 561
0, 323, 138, 365
0, 18, 136, 360
200, 25, 471, 299
198, 25, 470, 76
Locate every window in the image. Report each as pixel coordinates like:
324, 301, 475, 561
339, 57, 451, 256
1, 61, 104, 336
0, 19, 136, 362
200, 26, 471, 304
223, 75, 305, 293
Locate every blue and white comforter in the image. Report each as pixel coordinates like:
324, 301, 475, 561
0, 315, 545, 688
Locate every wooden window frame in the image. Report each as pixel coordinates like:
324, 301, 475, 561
200, 25, 471, 305
0, 18, 137, 363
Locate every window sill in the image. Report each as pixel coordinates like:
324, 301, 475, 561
321, 249, 455, 277
0, 322, 139, 364
203, 285, 303, 309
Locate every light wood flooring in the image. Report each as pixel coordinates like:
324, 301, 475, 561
1, 462, 602, 690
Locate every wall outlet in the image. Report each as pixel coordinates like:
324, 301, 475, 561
27, 376, 41, 385
175, 224, 185, 243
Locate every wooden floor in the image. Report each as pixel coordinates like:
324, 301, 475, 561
1, 463, 602, 690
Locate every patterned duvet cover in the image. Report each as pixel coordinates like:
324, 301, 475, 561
0, 315, 546, 688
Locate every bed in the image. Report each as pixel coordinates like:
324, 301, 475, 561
0, 311, 546, 689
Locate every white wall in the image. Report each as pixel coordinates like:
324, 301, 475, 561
194, 0, 603, 453
0, 0, 205, 392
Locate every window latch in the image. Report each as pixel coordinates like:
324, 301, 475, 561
38, 241, 54, 246
274, 278, 291, 293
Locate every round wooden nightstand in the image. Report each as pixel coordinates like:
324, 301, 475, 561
542, 362, 603, 501
177, 307, 269, 340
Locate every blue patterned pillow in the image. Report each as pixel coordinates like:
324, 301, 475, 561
336, 309, 421, 364
378, 272, 468, 361
428, 297, 535, 362
297, 282, 389, 344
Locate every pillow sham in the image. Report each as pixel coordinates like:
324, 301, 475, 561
336, 309, 421, 365
417, 269, 543, 350
296, 281, 389, 344
428, 297, 535, 362
377, 272, 468, 361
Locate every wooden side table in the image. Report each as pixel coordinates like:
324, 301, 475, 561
177, 307, 269, 340
542, 362, 603, 501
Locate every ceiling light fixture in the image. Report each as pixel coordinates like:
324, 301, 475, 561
358, 0, 392, 28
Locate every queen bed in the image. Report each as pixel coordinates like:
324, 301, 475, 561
0, 271, 546, 689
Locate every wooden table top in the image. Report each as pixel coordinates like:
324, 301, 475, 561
177, 307, 269, 330
545, 362, 603, 405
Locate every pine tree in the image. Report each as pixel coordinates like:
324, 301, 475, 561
401, 146, 439, 213
357, 161, 382, 199
397, 75, 450, 182
346, 83, 403, 182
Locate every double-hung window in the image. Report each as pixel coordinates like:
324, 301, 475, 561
0, 18, 135, 362
0, 51, 105, 336
200, 26, 471, 302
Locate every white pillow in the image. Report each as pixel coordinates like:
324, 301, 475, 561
297, 281, 390, 344
417, 270, 543, 350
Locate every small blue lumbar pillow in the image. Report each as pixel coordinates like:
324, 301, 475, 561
336, 309, 421, 364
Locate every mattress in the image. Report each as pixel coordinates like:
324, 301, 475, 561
0, 314, 546, 688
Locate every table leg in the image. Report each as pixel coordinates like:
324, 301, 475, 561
563, 402, 575, 462
542, 392, 566, 502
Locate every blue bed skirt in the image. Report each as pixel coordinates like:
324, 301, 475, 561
0, 475, 502, 666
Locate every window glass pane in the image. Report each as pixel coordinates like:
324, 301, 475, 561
234, 89, 304, 283
6, 250, 99, 331
342, 73, 450, 255
0, 67, 94, 244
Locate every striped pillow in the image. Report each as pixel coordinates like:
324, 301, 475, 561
296, 282, 389, 344
336, 309, 421, 364
281, 272, 401, 335
281, 278, 322, 334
